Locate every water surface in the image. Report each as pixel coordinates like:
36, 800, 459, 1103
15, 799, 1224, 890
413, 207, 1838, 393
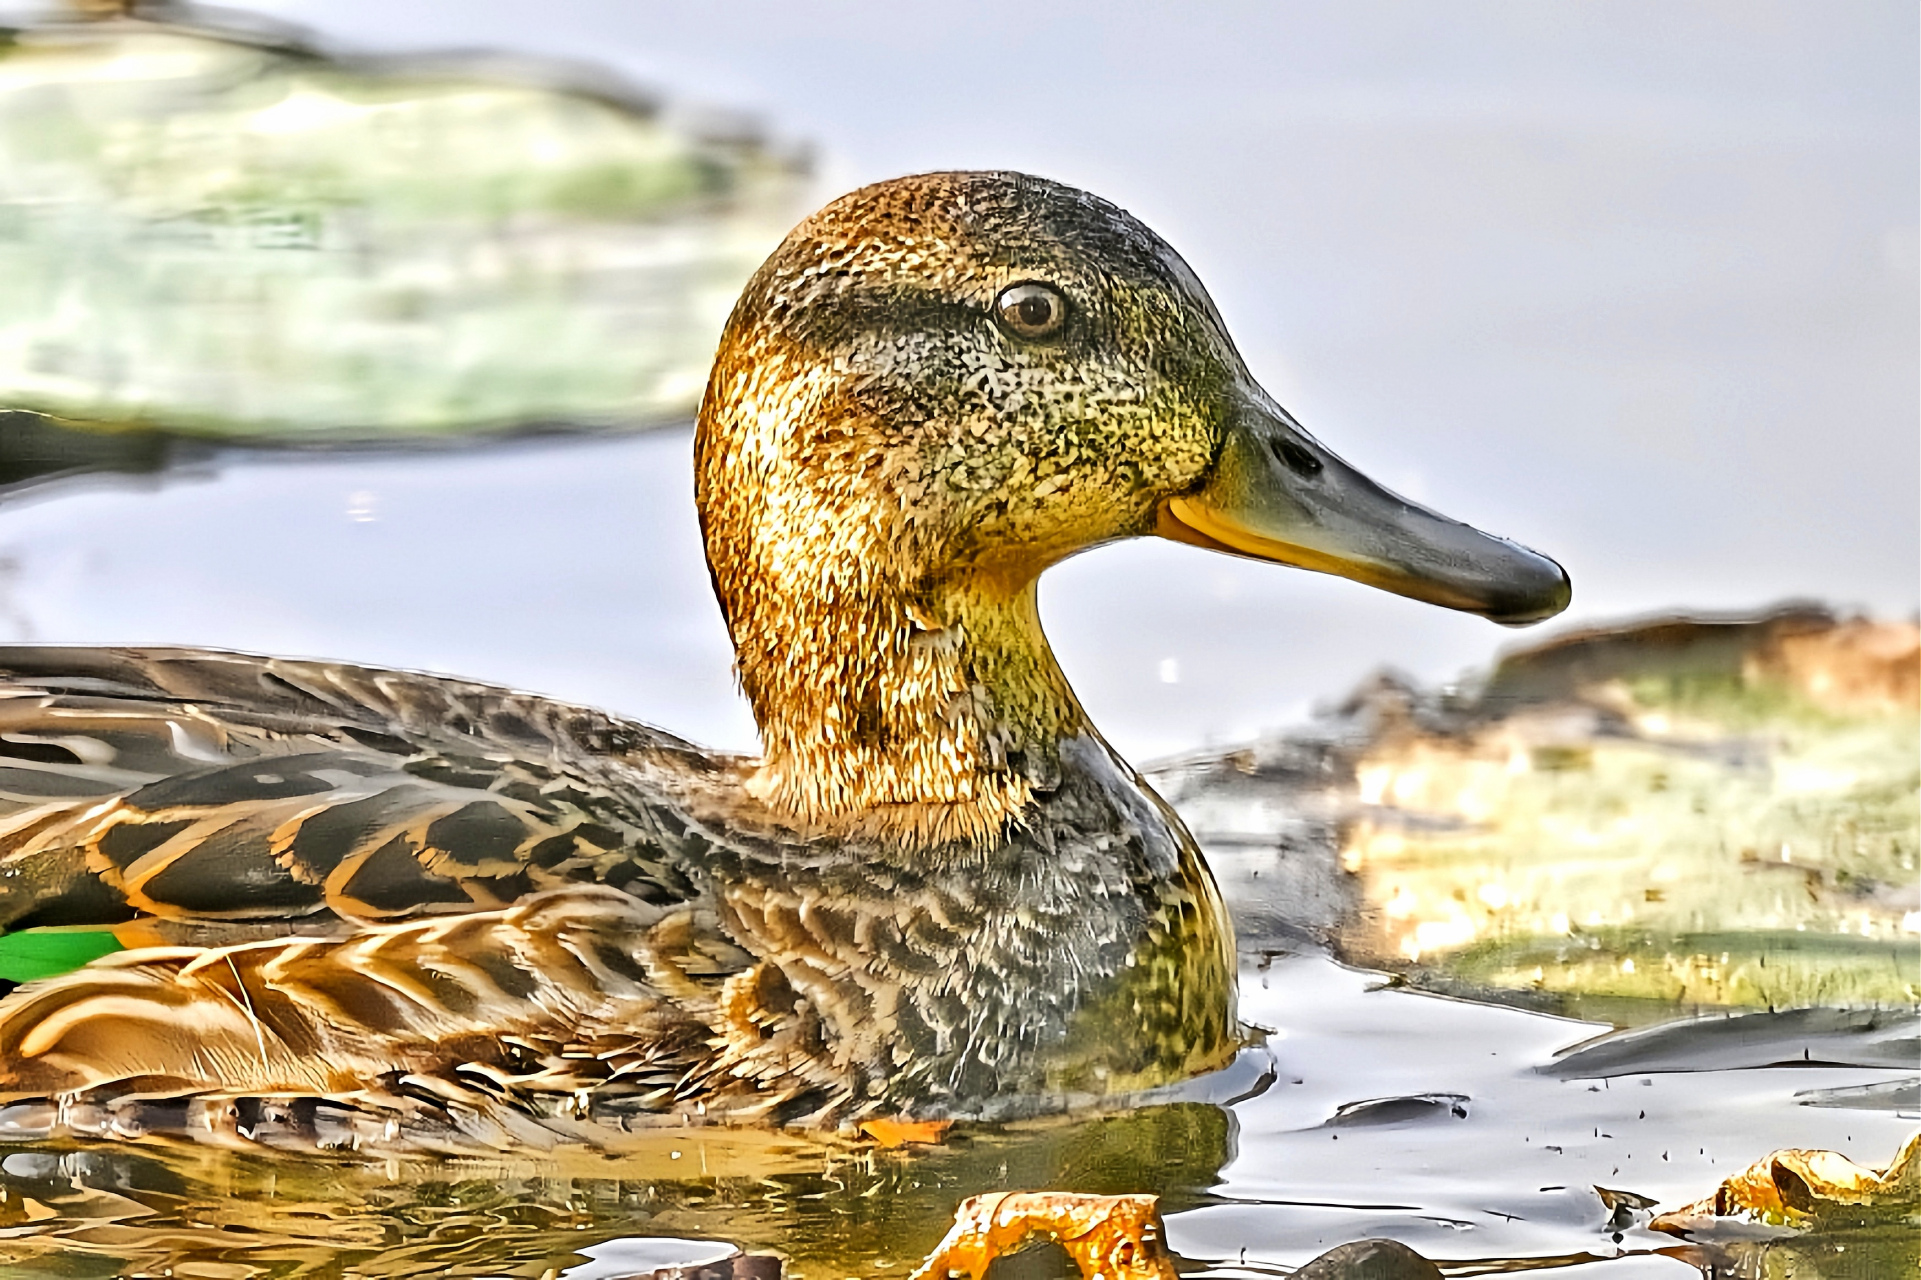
0, 948, 1911, 1276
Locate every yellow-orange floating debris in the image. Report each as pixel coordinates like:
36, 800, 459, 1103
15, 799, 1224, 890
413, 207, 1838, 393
1651, 1130, 1920, 1234
910, 1191, 1177, 1280
858, 1117, 954, 1148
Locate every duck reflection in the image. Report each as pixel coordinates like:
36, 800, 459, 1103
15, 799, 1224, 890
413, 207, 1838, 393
0, 1102, 1235, 1276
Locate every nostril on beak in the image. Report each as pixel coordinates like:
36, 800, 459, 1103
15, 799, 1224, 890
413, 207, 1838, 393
1268, 436, 1323, 477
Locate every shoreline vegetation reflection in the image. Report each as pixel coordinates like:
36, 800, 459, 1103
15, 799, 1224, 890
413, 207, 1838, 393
0, 5, 808, 454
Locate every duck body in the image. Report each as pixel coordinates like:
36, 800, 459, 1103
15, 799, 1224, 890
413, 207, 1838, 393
0, 171, 1565, 1152
0, 647, 1232, 1150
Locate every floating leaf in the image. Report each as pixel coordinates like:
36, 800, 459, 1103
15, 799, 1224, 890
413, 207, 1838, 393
858, 1117, 954, 1148
909, 1191, 1178, 1280
1651, 1131, 1921, 1234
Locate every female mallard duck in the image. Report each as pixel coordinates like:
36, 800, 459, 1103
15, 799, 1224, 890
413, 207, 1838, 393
0, 172, 1567, 1153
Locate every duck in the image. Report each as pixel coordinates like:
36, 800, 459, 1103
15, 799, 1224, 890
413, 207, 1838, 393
0, 171, 1568, 1154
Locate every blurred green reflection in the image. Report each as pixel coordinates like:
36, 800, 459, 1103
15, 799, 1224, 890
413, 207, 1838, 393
0, 9, 808, 442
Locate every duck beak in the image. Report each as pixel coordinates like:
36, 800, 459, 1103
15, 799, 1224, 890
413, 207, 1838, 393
1157, 386, 1571, 626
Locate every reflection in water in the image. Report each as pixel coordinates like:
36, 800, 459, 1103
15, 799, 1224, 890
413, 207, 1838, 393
1664, 1232, 1921, 1280
1, 1099, 1912, 1278
0, 410, 204, 495
0, 1103, 1233, 1277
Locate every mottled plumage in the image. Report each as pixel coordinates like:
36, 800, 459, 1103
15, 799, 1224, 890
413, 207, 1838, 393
0, 648, 713, 931
0, 171, 1566, 1153
0, 650, 1231, 1150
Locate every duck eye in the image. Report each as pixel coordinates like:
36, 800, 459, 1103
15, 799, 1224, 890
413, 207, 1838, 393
995, 282, 1068, 340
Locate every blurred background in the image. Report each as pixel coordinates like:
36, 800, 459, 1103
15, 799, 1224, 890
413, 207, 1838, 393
0, 0, 1912, 761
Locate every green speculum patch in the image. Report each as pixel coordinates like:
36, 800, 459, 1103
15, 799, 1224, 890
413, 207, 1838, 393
0, 926, 124, 985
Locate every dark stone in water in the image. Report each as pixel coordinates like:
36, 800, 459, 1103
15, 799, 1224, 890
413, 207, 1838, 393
984, 1241, 1075, 1279
1292, 1238, 1442, 1280
1324, 1093, 1470, 1127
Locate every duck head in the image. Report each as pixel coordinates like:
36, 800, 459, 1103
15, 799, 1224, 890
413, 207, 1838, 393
697, 171, 1568, 842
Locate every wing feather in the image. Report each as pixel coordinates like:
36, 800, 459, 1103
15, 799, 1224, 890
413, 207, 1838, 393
0, 647, 725, 929
0, 887, 834, 1152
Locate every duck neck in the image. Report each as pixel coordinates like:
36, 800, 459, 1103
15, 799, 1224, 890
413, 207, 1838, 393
729, 563, 1091, 845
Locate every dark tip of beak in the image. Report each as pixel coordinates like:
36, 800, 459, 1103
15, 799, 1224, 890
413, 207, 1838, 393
1483, 551, 1573, 627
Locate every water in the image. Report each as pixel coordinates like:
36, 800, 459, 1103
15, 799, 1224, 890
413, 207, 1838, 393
0, 445, 1910, 1277
0, 947, 1909, 1275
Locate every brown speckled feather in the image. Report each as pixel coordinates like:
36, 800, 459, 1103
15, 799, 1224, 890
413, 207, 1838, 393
0, 646, 717, 930
0, 716, 1235, 1151
0, 887, 848, 1152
